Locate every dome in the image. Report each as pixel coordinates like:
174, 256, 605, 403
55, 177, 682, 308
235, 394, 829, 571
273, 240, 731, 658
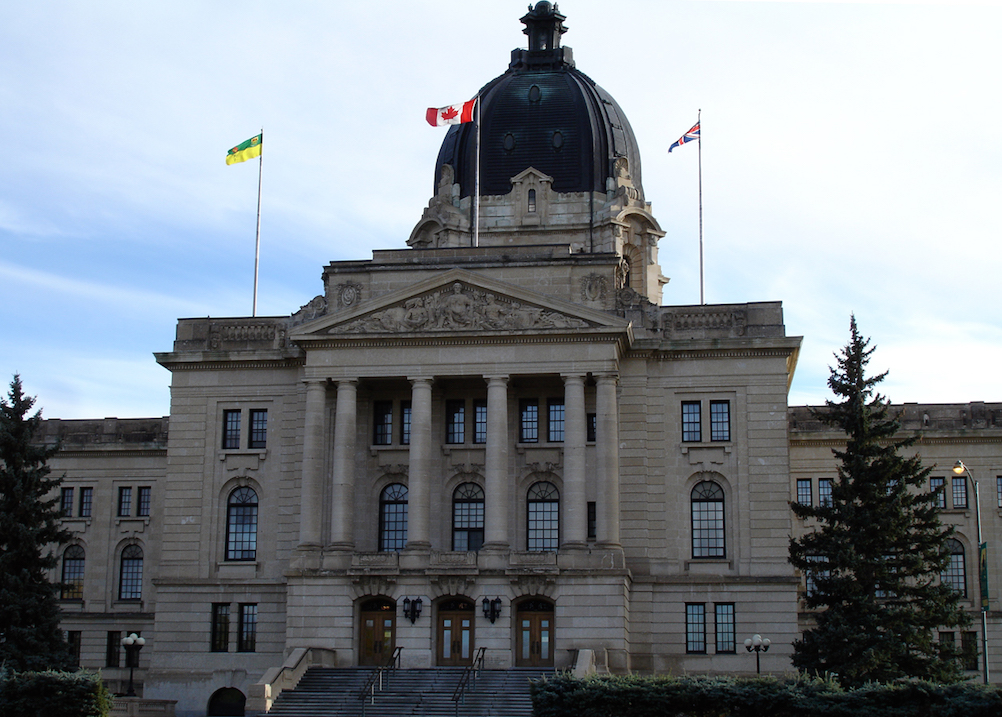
433, 2, 643, 201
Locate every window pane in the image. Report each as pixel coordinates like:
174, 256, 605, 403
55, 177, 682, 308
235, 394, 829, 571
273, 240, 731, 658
547, 398, 565, 442
691, 481, 725, 558
686, 604, 706, 653
818, 479, 833, 507
373, 401, 393, 445
118, 487, 132, 517
710, 400, 730, 442
942, 539, 966, 595
930, 477, 945, 509
962, 632, 979, 671
79, 487, 93, 517
119, 544, 143, 600
106, 631, 121, 668
587, 413, 597, 443
473, 400, 488, 444
952, 477, 968, 509
137, 487, 151, 517
446, 400, 466, 444
223, 409, 241, 449
715, 603, 735, 653
226, 487, 258, 561
249, 409, 268, 449
211, 604, 230, 652
380, 483, 408, 551
60, 487, 74, 517
682, 401, 701, 442
796, 479, 812, 506
61, 545, 85, 600
452, 483, 485, 551
520, 399, 539, 443
238, 603, 258, 652
527, 481, 559, 551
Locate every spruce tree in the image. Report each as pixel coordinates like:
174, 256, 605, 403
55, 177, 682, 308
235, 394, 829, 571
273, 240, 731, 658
789, 317, 970, 686
0, 375, 74, 671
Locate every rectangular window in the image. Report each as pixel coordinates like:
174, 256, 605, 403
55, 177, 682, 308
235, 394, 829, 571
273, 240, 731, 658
682, 401, 702, 442
249, 408, 268, 449
66, 631, 81, 667
520, 399, 539, 443
238, 603, 258, 652
953, 477, 968, 509
446, 399, 466, 444
211, 604, 231, 652
137, 487, 151, 517
685, 603, 706, 653
473, 399, 488, 444
79, 487, 93, 518
587, 501, 597, 542
373, 401, 393, 445
997, 476, 1002, 509
547, 398, 565, 443
796, 479, 812, 506
805, 555, 829, 596
962, 631, 979, 671
106, 631, 122, 668
60, 487, 74, 517
222, 409, 241, 449
818, 479, 833, 507
117, 487, 132, 517
709, 400, 730, 442
930, 477, 945, 509
715, 603, 736, 653
400, 401, 412, 445
587, 413, 597, 443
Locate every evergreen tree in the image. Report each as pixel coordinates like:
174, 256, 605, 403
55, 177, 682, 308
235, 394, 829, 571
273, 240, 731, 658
0, 375, 74, 671
789, 317, 970, 686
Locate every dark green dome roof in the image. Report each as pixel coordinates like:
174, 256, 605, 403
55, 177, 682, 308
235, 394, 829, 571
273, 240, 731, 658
434, 2, 643, 201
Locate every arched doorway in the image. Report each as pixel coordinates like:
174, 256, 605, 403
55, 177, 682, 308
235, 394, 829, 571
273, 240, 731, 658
515, 598, 554, 667
359, 597, 396, 666
437, 597, 475, 666
207, 687, 245, 716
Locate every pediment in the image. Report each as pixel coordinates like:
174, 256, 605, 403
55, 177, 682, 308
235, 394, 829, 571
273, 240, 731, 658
291, 269, 628, 340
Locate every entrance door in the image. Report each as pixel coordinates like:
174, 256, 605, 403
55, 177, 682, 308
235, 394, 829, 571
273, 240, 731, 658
516, 599, 554, 667
437, 597, 475, 666
359, 598, 395, 666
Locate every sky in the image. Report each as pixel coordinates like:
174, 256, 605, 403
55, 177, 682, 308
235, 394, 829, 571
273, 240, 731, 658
1, 0, 999, 420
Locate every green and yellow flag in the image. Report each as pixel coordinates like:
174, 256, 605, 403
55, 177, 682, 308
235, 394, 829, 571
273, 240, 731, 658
226, 133, 262, 165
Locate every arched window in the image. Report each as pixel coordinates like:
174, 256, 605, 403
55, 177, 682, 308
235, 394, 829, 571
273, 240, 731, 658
226, 486, 258, 561
691, 481, 725, 558
527, 481, 559, 552
452, 483, 485, 551
61, 545, 85, 600
119, 544, 143, 600
379, 483, 408, 551
942, 539, 967, 595
527, 188, 537, 213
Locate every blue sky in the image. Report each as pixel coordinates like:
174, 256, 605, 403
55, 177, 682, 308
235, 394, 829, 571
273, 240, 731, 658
2, 0, 999, 419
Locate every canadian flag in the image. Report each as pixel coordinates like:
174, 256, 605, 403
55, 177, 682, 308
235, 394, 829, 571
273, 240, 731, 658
426, 98, 477, 127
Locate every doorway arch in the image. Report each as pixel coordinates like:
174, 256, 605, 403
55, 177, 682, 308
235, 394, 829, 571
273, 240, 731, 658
207, 687, 245, 716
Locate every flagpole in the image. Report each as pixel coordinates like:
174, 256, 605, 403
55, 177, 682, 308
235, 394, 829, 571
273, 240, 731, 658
474, 96, 481, 248
252, 129, 263, 317
697, 109, 704, 305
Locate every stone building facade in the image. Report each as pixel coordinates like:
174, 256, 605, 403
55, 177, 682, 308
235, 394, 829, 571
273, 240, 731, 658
41, 5, 1001, 716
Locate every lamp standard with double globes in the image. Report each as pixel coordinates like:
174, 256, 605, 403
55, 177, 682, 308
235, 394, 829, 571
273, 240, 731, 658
953, 460, 989, 684
743, 634, 770, 674
120, 632, 146, 697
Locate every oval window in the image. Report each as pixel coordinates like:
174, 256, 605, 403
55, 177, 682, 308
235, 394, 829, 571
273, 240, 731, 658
552, 131, 563, 150
528, 85, 541, 103
503, 133, 516, 152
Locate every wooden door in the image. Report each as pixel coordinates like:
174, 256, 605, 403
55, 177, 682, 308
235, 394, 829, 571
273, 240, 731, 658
437, 598, 475, 666
359, 598, 395, 666
516, 600, 554, 667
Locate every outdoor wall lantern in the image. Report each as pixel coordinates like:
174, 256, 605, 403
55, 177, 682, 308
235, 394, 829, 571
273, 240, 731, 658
402, 597, 423, 624
120, 632, 146, 697
743, 633, 770, 674
482, 596, 503, 623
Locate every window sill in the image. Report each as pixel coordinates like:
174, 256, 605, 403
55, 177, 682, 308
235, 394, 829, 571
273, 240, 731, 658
680, 443, 732, 454
217, 449, 268, 461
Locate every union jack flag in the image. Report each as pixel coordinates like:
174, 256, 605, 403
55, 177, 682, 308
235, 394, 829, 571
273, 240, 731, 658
669, 121, 700, 153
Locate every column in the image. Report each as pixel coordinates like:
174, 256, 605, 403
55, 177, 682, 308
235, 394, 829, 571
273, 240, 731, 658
329, 379, 357, 549
596, 373, 621, 546
407, 377, 433, 550
562, 374, 587, 548
483, 375, 509, 549
299, 378, 327, 547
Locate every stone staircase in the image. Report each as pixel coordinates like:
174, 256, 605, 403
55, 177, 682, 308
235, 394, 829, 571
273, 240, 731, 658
261, 666, 550, 717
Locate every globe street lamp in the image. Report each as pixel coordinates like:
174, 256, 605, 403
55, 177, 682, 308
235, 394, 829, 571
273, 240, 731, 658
743, 633, 770, 674
120, 633, 146, 697
953, 460, 989, 684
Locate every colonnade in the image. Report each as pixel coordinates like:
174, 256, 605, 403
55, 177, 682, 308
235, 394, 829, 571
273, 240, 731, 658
298, 373, 620, 551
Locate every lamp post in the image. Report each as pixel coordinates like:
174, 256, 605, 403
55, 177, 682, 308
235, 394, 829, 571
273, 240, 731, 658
120, 632, 146, 697
953, 460, 989, 684
743, 634, 770, 674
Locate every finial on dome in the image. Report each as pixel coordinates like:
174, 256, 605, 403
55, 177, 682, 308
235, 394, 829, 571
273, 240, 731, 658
521, 1, 567, 51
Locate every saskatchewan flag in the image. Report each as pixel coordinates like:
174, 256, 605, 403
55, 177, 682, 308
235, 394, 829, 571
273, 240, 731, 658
225, 133, 262, 165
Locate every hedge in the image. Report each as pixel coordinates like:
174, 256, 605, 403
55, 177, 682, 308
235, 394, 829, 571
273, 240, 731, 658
0, 669, 111, 717
530, 673, 1002, 717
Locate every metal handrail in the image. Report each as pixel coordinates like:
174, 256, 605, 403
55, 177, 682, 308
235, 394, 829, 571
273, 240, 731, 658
451, 647, 487, 713
359, 646, 403, 715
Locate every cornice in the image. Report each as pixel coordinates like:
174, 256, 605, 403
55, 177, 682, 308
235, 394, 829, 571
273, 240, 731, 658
156, 357, 306, 372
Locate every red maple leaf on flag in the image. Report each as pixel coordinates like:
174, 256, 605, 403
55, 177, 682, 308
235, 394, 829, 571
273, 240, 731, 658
441, 106, 459, 121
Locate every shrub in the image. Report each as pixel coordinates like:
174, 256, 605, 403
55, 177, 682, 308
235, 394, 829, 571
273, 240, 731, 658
0, 669, 111, 717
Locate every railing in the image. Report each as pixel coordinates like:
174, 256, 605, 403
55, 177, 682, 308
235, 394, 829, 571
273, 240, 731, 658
359, 646, 403, 716
452, 647, 487, 715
